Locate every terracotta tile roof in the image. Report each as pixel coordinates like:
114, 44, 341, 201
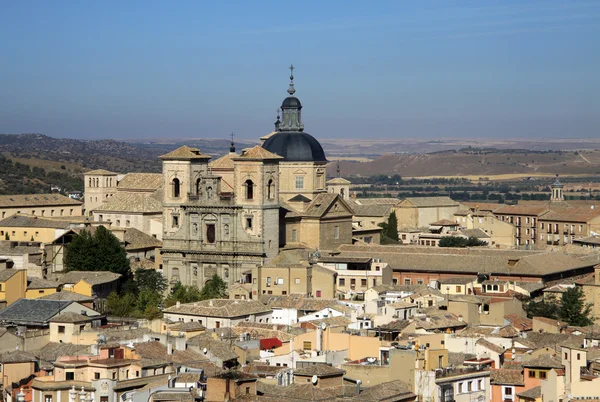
132, 341, 208, 365
494, 204, 549, 216
379, 320, 411, 331
233, 145, 283, 160
27, 277, 58, 290
306, 316, 352, 328
326, 177, 351, 185
84, 169, 117, 176
163, 299, 271, 318
516, 333, 584, 350
505, 314, 533, 331
522, 355, 563, 368
476, 338, 506, 354
399, 196, 459, 207
517, 386, 542, 399
349, 202, 393, 217
169, 321, 206, 332
117, 173, 162, 191
93, 192, 163, 213
303, 193, 352, 218
496, 325, 520, 338
460, 228, 490, 238
353, 380, 414, 402
0, 269, 21, 282
38, 292, 93, 302
210, 153, 236, 170
430, 219, 457, 226
186, 334, 238, 361
353, 198, 399, 206
60, 270, 122, 286
151, 391, 193, 402
256, 382, 339, 401
331, 245, 595, 277
457, 326, 496, 337
294, 363, 345, 377
159, 145, 212, 160
1, 350, 37, 364
0, 193, 82, 208
540, 207, 600, 223
50, 311, 95, 323
0, 214, 73, 229
491, 368, 524, 386
412, 312, 466, 331
439, 276, 476, 285
33, 342, 91, 362
123, 227, 162, 250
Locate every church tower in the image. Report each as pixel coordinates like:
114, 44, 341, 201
160, 145, 212, 237
262, 66, 328, 204
232, 146, 283, 261
551, 174, 564, 202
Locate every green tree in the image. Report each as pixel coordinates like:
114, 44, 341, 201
135, 269, 167, 294
379, 211, 400, 244
105, 292, 136, 317
64, 229, 97, 271
164, 282, 204, 307
559, 287, 593, 326
439, 236, 487, 248
524, 297, 559, 320
93, 226, 130, 277
64, 227, 130, 278
199, 274, 228, 300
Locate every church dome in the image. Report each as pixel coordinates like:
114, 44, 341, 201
281, 96, 302, 109
262, 131, 327, 162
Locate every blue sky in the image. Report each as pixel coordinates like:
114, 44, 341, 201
0, 0, 598, 140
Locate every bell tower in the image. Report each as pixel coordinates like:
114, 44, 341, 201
232, 146, 283, 260
551, 174, 564, 202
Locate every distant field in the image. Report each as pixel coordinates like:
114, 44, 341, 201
404, 173, 600, 181
331, 149, 600, 178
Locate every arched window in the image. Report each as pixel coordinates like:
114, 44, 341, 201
88, 178, 92, 187
95, 178, 99, 187
245, 179, 254, 200
267, 179, 274, 200
340, 188, 345, 198
207, 187, 213, 200
196, 179, 201, 195
172, 178, 181, 198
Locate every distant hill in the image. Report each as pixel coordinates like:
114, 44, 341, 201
332, 148, 600, 178
0, 133, 258, 194
0, 133, 162, 173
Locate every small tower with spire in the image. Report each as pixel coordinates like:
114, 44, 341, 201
551, 174, 564, 202
278, 64, 304, 132
229, 132, 236, 154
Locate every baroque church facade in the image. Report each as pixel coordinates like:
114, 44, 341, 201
157, 68, 354, 289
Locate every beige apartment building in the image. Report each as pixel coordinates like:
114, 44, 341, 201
0, 193, 83, 220
454, 209, 516, 247
91, 173, 164, 240
251, 248, 336, 299
394, 196, 460, 229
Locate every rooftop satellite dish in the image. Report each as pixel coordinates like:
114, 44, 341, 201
311, 375, 318, 385
321, 322, 327, 330
203, 348, 208, 354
